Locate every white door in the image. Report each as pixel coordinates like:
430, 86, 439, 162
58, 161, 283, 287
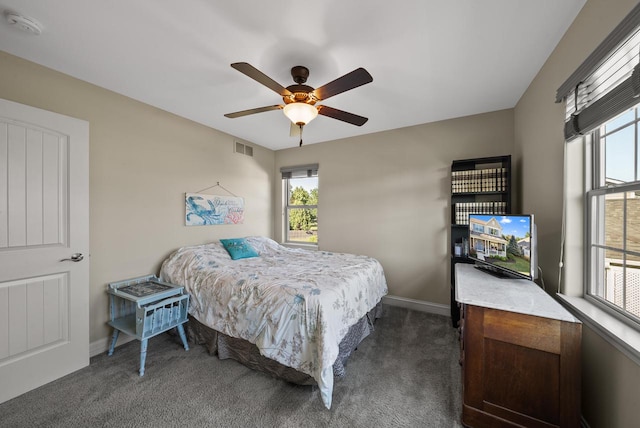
0, 98, 89, 403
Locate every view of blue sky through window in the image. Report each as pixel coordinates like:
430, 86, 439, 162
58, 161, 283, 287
604, 108, 637, 183
292, 177, 318, 193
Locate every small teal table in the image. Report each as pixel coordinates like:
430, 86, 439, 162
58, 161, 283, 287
107, 275, 189, 376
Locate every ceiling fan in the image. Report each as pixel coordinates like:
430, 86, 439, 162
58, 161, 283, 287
224, 62, 373, 146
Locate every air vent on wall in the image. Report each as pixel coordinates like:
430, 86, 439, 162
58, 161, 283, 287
234, 141, 253, 157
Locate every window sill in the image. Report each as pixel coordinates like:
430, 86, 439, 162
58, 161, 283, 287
282, 242, 318, 251
556, 294, 640, 366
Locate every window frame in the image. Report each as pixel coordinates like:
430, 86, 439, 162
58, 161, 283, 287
586, 109, 640, 331
283, 175, 318, 246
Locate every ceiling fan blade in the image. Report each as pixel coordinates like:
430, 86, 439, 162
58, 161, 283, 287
224, 105, 283, 118
313, 68, 373, 101
317, 105, 368, 126
231, 62, 292, 96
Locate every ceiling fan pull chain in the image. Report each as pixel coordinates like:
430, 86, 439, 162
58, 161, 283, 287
299, 124, 304, 147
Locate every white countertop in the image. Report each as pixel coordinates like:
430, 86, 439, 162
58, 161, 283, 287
455, 263, 580, 323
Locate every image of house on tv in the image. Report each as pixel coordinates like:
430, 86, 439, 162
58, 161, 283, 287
469, 216, 531, 260
469, 216, 508, 260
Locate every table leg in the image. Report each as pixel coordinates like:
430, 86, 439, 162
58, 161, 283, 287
107, 329, 119, 356
139, 339, 148, 376
177, 324, 189, 351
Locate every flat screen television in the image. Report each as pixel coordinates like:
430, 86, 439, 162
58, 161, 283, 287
468, 214, 537, 280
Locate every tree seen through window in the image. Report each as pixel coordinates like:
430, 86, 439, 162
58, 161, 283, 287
286, 178, 318, 243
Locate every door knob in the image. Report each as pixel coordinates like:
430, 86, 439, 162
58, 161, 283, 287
60, 253, 84, 262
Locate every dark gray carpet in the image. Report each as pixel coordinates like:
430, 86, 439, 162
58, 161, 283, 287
0, 305, 462, 428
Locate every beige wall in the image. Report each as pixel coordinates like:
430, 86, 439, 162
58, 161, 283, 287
275, 109, 514, 304
514, 0, 640, 426
0, 47, 513, 345
0, 51, 275, 344
5, 2, 638, 421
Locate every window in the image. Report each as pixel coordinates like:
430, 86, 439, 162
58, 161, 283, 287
556, 0, 640, 363
588, 106, 640, 326
281, 164, 318, 244
555, 3, 640, 334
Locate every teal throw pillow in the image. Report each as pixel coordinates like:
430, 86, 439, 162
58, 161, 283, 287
220, 238, 259, 260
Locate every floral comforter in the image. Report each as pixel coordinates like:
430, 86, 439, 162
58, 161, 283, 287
159, 236, 388, 408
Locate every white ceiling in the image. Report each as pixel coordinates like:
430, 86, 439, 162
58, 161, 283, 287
0, 0, 586, 151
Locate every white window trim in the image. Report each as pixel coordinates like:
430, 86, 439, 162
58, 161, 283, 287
282, 242, 318, 250
557, 294, 640, 366
556, 2, 640, 368
585, 121, 640, 328
557, 125, 640, 369
283, 177, 318, 246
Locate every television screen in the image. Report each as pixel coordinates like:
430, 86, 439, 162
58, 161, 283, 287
468, 214, 536, 280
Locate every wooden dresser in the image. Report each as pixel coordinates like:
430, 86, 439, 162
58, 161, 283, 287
455, 263, 582, 428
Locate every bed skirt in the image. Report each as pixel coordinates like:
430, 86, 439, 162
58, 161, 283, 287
186, 302, 383, 385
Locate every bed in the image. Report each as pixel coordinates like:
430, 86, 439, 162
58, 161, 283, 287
159, 236, 388, 408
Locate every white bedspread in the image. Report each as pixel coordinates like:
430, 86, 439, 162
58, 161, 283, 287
159, 236, 388, 408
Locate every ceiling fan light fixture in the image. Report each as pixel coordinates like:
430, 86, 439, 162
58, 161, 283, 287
283, 102, 318, 125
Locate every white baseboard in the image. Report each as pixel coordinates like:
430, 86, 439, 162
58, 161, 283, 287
382, 295, 450, 317
90, 334, 135, 358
